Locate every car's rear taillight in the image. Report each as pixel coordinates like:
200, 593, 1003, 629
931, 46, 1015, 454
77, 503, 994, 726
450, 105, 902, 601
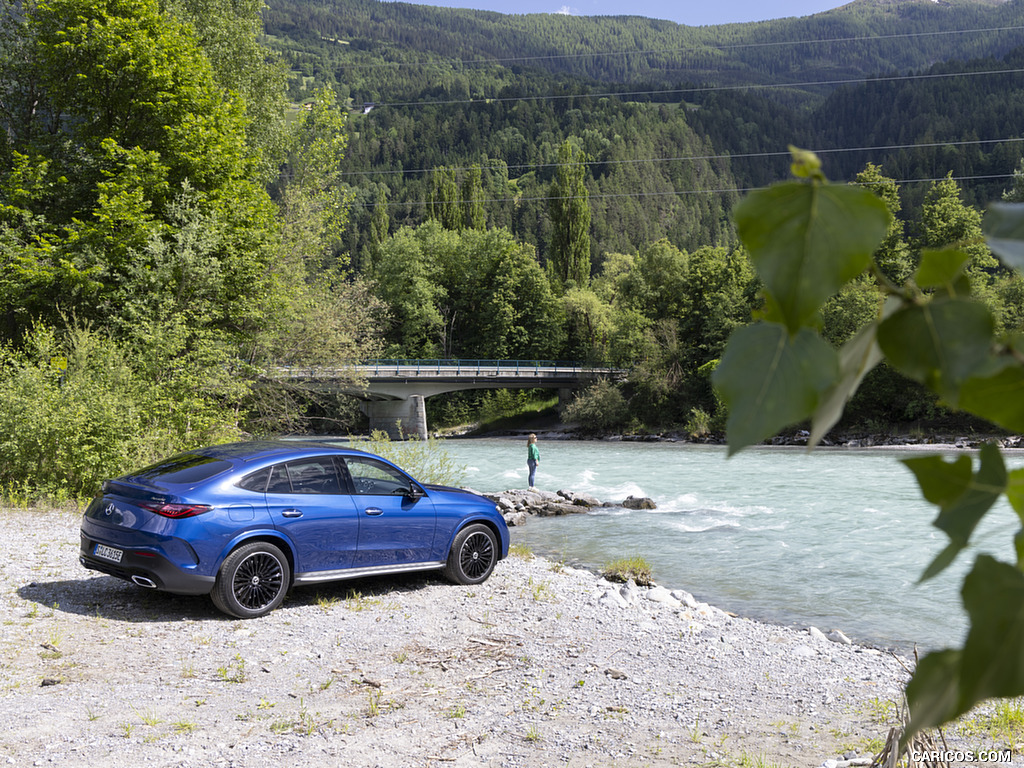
139, 501, 213, 518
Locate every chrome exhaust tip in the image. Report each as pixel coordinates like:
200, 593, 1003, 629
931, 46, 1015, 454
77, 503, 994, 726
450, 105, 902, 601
131, 575, 157, 589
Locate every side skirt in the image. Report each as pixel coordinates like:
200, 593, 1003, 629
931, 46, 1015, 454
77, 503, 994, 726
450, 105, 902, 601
293, 560, 446, 585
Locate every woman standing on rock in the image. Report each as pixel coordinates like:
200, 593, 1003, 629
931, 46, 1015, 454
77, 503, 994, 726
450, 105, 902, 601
527, 433, 540, 490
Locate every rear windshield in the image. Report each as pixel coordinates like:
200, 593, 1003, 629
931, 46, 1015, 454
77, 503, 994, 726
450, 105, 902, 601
129, 453, 232, 485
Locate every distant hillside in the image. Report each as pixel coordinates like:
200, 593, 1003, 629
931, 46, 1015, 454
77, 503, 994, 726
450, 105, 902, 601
262, 0, 1024, 263
265, 0, 1024, 104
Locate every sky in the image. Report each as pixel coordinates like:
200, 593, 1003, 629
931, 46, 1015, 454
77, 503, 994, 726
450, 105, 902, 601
391, 0, 854, 27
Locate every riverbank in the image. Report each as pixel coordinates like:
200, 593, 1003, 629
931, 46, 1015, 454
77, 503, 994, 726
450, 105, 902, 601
448, 408, 1022, 450
467, 424, 1024, 451
3, 507, 1012, 767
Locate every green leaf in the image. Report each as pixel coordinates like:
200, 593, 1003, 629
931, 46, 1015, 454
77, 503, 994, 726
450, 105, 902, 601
1007, 468, 1024, 523
734, 182, 890, 333
958, 557, 1024, 714
902, 444, 1006, 580
905, 649, 963, 737
919, 541, 963, 583
877, 298, 994, 400
959, 361, 1024, 432
983, 202, 1024, 271
914, 248, 972, 295
809, 297, 899, 447
902, 453, 973, 507
908, 556, 1024, 737
713, 322, 838, 456
808, 318, 883, 447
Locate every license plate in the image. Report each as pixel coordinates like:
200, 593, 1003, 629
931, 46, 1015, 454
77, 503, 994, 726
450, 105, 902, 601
94, 544, 123, 563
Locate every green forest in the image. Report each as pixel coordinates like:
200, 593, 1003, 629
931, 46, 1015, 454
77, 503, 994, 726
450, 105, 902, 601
3, 0, 1024, 496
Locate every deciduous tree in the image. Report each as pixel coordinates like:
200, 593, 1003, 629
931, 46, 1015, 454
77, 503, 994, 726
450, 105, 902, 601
548, 140, 591, 290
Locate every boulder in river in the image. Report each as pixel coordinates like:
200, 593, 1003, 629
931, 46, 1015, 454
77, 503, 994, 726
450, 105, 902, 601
622, 495, 657, 510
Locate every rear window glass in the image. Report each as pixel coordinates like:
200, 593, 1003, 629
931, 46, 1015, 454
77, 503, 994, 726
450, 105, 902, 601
130, 453, 232, 485
237, 467, 270, 492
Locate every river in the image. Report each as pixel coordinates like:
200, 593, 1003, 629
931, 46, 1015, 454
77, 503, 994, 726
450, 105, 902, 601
424, 437, 1020, 653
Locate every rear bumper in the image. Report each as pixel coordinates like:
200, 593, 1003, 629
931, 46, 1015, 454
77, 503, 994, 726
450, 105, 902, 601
80, 533, 214, 595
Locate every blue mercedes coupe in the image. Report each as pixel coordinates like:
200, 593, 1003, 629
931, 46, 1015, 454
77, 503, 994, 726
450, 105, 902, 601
79, 441, 509, 618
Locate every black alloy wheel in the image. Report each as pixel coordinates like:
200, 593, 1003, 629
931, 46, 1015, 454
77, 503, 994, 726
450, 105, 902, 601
211, 541, 290, 618
444, 524, 497, 585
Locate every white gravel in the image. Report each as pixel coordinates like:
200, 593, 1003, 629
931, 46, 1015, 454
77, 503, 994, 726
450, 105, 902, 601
0, 507, 970, 766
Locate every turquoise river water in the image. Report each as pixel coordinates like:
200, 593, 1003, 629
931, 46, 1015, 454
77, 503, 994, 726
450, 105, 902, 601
408, 437, 1021, 653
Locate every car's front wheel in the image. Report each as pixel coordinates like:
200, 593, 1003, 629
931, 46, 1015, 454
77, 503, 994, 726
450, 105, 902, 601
211, 541, 290, 618
443, 524, 497, 585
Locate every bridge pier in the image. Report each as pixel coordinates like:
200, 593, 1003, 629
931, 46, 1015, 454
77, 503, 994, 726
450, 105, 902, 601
360, 395, 428, 440
557, 387, 575, 412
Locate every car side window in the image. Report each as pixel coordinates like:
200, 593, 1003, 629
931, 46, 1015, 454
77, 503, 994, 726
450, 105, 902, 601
265, 458, 343, 495
237, 467, 270, 492
344, 457, 412, 496
266, 464, 292, 494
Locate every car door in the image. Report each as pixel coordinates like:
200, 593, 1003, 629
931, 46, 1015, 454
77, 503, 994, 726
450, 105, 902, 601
258, 456, 359, 573
342, 456, 436, 567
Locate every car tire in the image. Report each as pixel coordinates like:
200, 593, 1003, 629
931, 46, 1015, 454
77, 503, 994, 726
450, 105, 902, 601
443, 524, 497, 585
210, 541, 290, 618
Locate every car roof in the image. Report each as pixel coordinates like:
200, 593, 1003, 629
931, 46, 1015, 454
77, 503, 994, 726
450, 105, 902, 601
193, 440, 375, 463
115, 440, 387, 491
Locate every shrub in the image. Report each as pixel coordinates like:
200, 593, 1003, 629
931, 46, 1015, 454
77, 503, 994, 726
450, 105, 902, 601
0, 324, 240, 499
562, 379, 629, 431
684, 407, 712, 438
363, 428, 466, 487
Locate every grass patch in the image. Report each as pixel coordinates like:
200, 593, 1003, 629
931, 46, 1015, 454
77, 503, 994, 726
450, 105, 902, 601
215, 654, 246, 683
601, 555, 654, 586
527, 576, 557, 602
957, 697, 1024, 748
509, 542, 534, 559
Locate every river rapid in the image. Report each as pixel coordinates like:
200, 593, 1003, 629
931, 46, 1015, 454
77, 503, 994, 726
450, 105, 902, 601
432, 437, 1021, 653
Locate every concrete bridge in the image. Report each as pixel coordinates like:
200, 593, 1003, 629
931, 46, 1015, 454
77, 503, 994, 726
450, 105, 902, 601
274, 359, 625, 438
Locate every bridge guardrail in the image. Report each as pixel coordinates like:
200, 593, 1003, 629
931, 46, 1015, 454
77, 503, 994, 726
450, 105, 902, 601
361, 359, 625, 377
274, 360, 627, 379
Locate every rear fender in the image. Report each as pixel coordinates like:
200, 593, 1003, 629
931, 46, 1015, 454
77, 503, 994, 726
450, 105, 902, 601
216, 530, 296, 575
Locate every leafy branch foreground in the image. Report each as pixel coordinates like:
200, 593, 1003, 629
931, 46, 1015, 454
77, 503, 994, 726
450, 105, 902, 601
713, 148, 1024, 739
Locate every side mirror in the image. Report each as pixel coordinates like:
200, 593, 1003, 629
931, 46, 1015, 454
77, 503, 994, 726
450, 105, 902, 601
405, 484, 425, 500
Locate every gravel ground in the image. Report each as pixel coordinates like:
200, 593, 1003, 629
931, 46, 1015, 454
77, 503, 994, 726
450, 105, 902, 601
0, 507, 1009, 767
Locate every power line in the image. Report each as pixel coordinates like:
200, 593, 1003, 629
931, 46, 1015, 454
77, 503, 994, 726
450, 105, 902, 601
331, 23, 1024, 70
322, 17, 1024, 212
350, 172, 1017, 212
361, 66, 1024, 109
340, 137, 1024, 179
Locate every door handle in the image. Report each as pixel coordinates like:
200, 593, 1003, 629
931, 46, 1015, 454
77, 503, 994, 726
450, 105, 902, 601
281, 508, 303, 518
365, 507, 384, 516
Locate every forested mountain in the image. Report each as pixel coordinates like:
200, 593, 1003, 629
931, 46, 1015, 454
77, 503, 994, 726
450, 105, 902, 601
811, 46, 1024, 208
265, 0, 1024, 101
262, 0, 1024, 264
338, 91, 741, 267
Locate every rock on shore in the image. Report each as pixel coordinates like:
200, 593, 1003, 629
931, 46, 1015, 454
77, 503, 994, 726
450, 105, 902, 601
485, 487, 656, 527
